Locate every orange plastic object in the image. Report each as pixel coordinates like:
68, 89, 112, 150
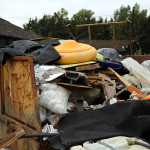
144, 95, 150, 100
54, 40, 97, 64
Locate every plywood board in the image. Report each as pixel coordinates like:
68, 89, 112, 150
0, 56, 41, 150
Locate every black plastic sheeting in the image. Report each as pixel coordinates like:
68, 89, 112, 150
139, 36, 150, 54
48, 100, 150, 149
0, 39, 61, 65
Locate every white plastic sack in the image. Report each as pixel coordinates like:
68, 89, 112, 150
141, 60, 150, 72
38, 83, 71, 114
121, 58, 150, 90
123, 74, 141, 89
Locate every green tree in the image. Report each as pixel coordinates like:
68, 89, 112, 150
23, 8, 71, 39
113, 5, 131, 40
23, 5, 149, 42
23, 17, 39, 34
71, 9, 96, 40
113, 3, 148, 40
133, 3, 148, 39
91, 17, 112, 40
90, 16, 104, 40
37, 14, 52, 37
53, 8, 71, 39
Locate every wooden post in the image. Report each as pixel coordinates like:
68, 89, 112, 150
0, 125, 25, 149
130, 7, 135, 55
88, 26, 92, 45
54, 12, 76, 40
113, 24, 116, 49
76, 26, 79, 41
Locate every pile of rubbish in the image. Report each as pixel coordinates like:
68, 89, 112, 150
1, 39, 150, 150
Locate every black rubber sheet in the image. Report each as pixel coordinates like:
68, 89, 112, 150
48, 100, 150, 149
0, 39, 61, 64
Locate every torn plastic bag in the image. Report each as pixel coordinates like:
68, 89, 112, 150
97, 48, 123, 62
47, 100, 150, 149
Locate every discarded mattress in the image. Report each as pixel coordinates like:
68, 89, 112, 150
54, 40, 97, 64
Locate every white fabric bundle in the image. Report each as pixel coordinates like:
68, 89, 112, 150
70, 136, 150, 150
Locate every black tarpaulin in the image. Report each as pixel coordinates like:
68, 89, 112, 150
48, 100, 150, 149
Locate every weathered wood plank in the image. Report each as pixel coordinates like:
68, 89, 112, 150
75, 63, 99, 71
0, 127, 25, 149
102, 80, 116, 100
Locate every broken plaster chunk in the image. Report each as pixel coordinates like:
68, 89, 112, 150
83, 101, 89, 108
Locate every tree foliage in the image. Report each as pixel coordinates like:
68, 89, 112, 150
23, 4, 150, 41
70, 9, 96, 39
113, 3, 148, 40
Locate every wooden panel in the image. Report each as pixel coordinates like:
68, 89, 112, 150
0, 56, 41, 150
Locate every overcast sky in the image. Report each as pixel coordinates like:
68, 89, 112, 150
1, 0, 150, 28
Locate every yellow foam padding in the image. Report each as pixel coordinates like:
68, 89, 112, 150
54, 40, 97, 64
